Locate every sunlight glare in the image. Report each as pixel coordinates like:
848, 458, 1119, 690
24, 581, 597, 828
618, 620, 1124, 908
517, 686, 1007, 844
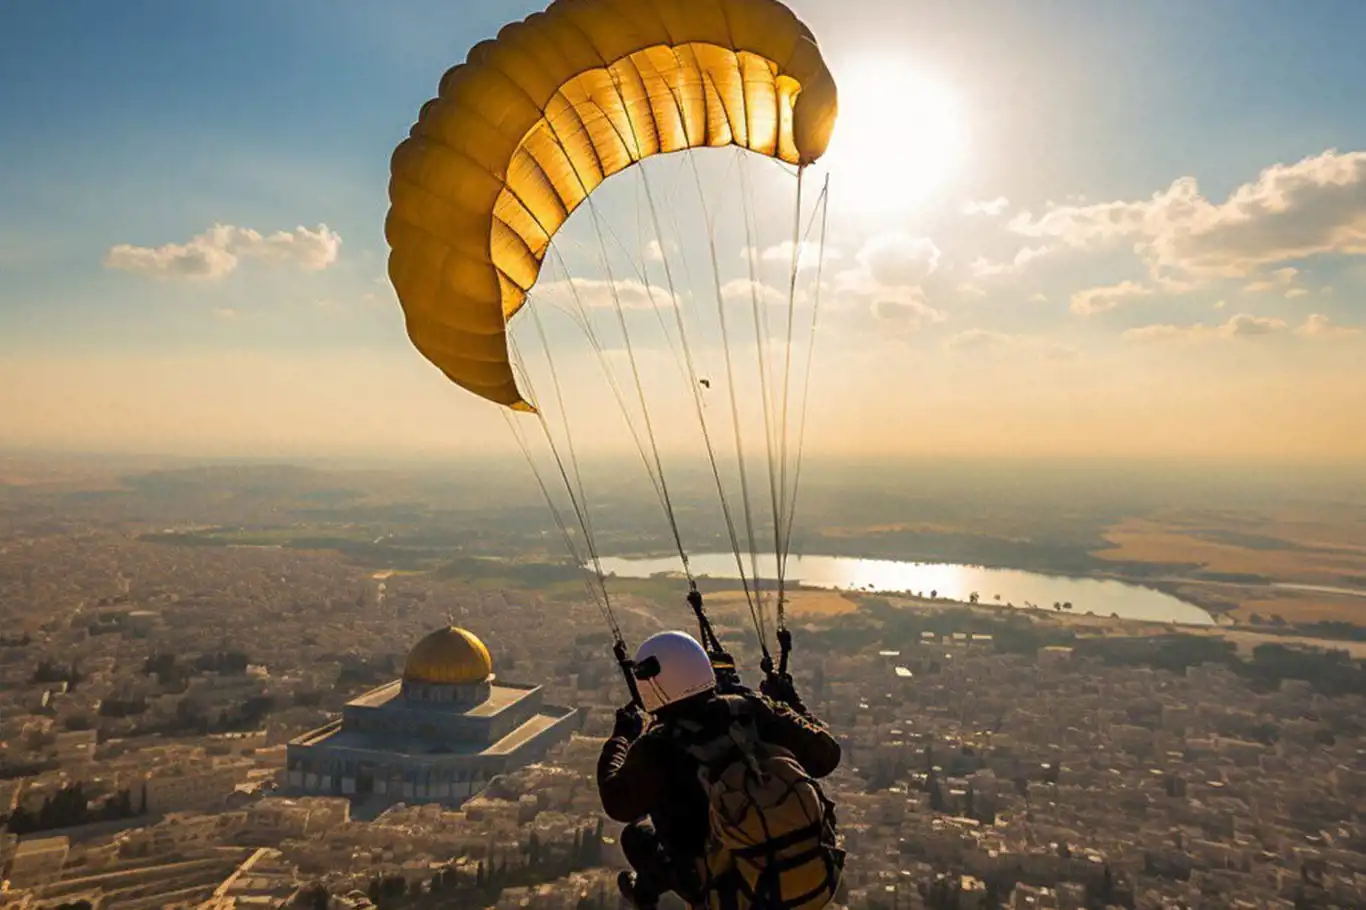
825, 61, 965, 211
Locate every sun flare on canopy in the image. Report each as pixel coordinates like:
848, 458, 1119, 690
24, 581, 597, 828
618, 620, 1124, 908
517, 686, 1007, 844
825, 60, 965, 211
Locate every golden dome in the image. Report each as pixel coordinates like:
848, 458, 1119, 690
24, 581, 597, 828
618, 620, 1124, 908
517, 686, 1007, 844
403, 627, 493, 685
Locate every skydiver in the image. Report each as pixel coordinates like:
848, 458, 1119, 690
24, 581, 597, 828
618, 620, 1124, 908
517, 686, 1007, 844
598, 631, 842, 910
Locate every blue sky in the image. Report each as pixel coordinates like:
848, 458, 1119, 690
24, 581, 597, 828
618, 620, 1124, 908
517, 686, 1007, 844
2, 0, 1364, 460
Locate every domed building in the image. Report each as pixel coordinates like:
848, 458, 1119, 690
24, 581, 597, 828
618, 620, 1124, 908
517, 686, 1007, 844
286, 627, 579, 807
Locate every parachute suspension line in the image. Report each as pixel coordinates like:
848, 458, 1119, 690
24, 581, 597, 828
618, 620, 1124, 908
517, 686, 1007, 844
589, 75, 765, 638
737, 151, 789, 664
633, 162, 693, 393
643, 155, 765, 631
636, 62, 769, 633
778, 175, 834, 657
657, 66, 781, 651
561, 83, 699, 594
545, 247, 681, 570
644, 159, 763, 630
525, 306, 605, 586
773, 165, 807, 635
641, 156, 771, 649
625, 69, 764, 623
581, 196, 694, 587
499, 409, 617, 639
507, 331, 619, 642
528, 107, 696, 591
684, 149, 771, 661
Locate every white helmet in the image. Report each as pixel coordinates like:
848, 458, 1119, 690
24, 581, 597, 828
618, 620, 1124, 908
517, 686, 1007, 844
633, 631, 716, 714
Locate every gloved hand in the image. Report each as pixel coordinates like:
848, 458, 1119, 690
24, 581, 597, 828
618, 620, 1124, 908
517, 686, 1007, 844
760, 671, 801, 707
612, 704, 644, 741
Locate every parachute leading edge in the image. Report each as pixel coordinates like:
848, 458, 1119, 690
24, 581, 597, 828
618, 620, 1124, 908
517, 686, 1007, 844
386, 0, 840, 411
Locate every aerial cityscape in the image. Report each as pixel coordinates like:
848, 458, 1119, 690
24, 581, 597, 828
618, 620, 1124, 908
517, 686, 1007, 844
1, 460, 1362, 908
3, 0, 1366, 908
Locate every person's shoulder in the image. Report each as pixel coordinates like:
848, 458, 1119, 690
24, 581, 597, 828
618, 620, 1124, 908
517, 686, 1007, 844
724, 691, 782, 720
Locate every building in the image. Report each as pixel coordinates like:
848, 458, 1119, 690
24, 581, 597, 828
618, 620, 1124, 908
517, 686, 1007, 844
285, 626, 578, 808
143, 758, 253, 814
5, 836, 69, 890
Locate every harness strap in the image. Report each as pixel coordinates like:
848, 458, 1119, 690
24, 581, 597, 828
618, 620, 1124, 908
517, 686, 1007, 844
776, 868, 840, 909
732, 822, 824, 860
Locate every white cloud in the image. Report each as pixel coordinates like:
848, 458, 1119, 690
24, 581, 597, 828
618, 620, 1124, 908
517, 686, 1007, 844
1296, 313, 1362, 339
970, 245, 1050, 279
1243, 266, 1299, 294
720, 278, 787, 308
962, 197, 1009, 217
1124, 313, 1289, 344
1223, 313, 1289, 337
1029, 292, 1049, 304
1069, 280, 1153, 315
742, 240, 841, 270
856, 233, 941, 287
1008, 149, 1366, 282
534, 277, 677, 311
105, 223, 341, 280
870, 288, 944, 331
644, 239, 674, 263
212, 308, 238, 320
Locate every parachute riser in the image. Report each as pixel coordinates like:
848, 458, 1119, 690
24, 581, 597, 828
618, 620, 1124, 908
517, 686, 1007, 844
612, 638, 644, 711
686, 586, 724, 655
687, 586, 759, 696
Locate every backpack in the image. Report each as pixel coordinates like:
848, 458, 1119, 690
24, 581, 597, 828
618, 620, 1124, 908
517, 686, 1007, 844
672, 697, 843, 910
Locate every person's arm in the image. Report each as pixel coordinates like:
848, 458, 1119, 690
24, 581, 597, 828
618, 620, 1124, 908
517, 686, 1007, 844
596, 732, 671, 822
753, 695, 841, 778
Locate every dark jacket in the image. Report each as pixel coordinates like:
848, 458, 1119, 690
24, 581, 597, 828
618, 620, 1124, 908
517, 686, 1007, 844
596, 692, 841, 857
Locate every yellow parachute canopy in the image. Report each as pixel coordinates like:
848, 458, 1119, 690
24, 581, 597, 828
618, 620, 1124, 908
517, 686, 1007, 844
386, 0, 839, 411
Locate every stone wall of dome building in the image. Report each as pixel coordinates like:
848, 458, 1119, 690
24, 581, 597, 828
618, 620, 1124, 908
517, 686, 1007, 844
283, 704, 579, 804
339, 680, 546, 747
286, 747, 498, 803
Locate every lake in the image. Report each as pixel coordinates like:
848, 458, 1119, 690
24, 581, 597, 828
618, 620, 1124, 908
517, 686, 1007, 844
596, 552, 1215, 625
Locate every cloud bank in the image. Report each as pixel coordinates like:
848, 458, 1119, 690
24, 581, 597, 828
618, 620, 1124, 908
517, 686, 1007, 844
105, 223, 341, 279
1008, 149, 1366, 283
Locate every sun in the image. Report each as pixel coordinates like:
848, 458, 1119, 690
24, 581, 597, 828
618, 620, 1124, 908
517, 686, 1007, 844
824, 61, 965, 212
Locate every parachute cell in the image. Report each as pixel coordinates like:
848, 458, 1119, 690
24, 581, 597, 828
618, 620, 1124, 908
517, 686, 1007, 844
386, 0, 839, 410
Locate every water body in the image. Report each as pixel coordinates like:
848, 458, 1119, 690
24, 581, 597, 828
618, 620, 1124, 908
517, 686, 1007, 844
597, 552, 1215, 625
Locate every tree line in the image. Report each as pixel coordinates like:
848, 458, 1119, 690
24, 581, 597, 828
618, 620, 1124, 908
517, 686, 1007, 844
4, 782, 149, 835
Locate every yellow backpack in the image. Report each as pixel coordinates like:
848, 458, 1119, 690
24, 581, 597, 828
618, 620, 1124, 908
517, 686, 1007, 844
674, 698, 843, 910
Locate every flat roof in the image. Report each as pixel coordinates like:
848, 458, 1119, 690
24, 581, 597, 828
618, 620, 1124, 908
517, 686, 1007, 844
294, 706, 577, 760
14, 836, 70, 855
485, 711, 569, 755
347, 680, 536, 718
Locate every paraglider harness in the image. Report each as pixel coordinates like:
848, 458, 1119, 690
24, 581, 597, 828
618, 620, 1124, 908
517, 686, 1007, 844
668, 697, 843, 910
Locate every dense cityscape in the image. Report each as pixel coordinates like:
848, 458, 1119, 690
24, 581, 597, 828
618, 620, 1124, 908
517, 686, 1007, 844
2, 518, 1363, 909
